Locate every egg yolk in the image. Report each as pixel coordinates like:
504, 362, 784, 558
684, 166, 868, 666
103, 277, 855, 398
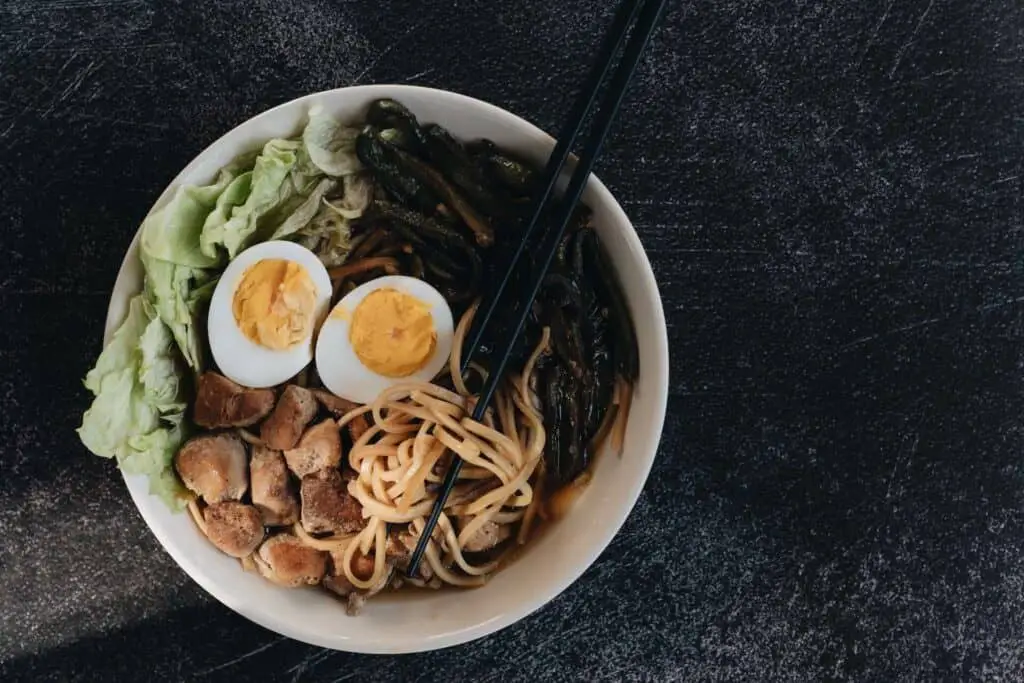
232, 259, 317, 350
349, 288, 436, 378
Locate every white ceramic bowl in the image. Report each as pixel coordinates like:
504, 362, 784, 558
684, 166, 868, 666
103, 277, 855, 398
104, 85, 669, 653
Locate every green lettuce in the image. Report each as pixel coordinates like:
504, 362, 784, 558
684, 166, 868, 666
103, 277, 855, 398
270, 177, 338, 241
140, 254, 212, 371
138, 161, 250, 370
198, 108, 364, 262
288, 173, 372, 267
293, 205, 353, 268
200, 171, 253, 249
139, 168, 239, 269
324, 172, 373, 220
199, 139, 324, 259
84, 294, 151, 395
137, 298, 188, 414
303, 105, 362, 177
78, 296, 189, 509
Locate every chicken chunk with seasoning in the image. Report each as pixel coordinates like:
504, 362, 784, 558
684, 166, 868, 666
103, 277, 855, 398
323, 551, 375, 598
260, 385, 318, 450
194, 372, 275, 428
250, 446, 299, 526
174, 432, 248, 503
257, 534, 327, 587
311, 389, 370, 443
300, 469, 364, 535
204, 502, 264, 558
310, 389, 358, 419
283, 419, 342, 478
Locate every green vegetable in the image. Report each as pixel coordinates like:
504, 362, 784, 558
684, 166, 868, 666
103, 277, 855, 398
199, 139, 313, 259
304, 105, 363, 177
325, 172, 373, 219
285, 173, 373, 267
138, 161, 249, 370
78, 296, 190, 509
84, 294, 151, 395
137, 299, 188, 414
271, 177, 339, 241
140, 254, 212, 371
199, 111, 365, 262
200, 171, 253, 250
293, 204, 352, 268
139, 167, 240, 269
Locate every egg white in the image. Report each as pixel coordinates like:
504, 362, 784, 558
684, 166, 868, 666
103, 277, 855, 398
314, 275, 454, 405
208, 240, 332, 388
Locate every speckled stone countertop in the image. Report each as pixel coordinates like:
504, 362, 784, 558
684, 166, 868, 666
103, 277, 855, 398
2, 0, 1023, 680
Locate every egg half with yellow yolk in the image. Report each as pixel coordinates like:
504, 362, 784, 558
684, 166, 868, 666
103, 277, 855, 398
207, 241, 332, 388
315, 275, 454, 404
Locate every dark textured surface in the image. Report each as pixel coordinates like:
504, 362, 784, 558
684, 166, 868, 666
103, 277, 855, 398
2, 0, 1023, 680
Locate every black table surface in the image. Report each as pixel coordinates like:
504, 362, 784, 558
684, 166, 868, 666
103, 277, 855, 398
3, 0, 1023, 680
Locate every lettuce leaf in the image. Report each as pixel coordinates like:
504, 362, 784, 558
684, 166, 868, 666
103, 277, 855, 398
199, 138, 324, 259
196, 110, 363, 262
292, 173, 372, 266
303, 105, 362, 177
200, 171, 253, 250
137, 298, 187, 414
79, 366, 152, 458
325, 172, 373, 219
270, 177, 338, 241
84, 294, 152, 395
139, 168, 240, 269
121, 422, 183, 477
138, 162, 248, 370
141, 254, 212, 371
78, 295, 189, 510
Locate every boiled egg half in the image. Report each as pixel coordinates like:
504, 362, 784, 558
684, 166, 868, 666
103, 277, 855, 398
208, 241, 332, 388
315, 275, 454, 404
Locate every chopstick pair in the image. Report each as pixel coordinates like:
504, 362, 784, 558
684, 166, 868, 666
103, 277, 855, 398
406, 0, 669, 577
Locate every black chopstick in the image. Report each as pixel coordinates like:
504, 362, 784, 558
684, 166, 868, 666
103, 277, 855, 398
459, 0, 645, 372
406, 0, 669, 578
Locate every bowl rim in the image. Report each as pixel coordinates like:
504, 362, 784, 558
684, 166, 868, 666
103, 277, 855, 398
106, 84, 669, 653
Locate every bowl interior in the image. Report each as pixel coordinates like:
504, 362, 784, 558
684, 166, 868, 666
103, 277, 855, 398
108, 85, 668, 653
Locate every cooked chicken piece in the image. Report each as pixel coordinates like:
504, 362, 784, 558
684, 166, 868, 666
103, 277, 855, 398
323, 551, 376, 597
260, 385, 318, 450
311, 389, 358, 418
283, 419, 342, 478
249, 446, 299, 526
174, 433, 248, 503
347, 414, 370, 444
204, 502, 264, 558
309, 389, 371, 444
257, 533, 327, 587
300, 469, 363, 534
194, 372, 275, 428
459, 520, 511, 553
